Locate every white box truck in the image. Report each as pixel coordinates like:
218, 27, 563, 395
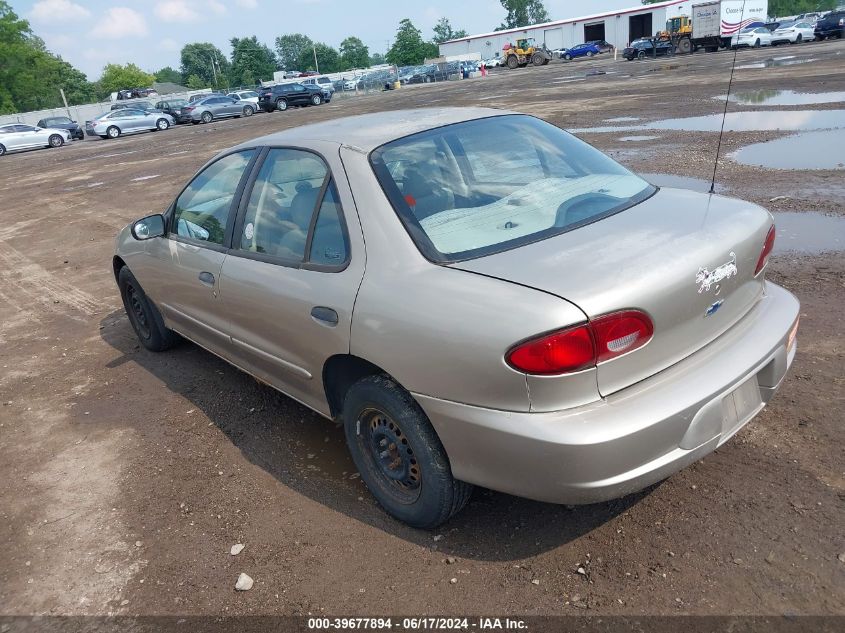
662, 0, 769, 52
690, 0, 769, 51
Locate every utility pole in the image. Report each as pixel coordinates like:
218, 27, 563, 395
313, 44, 320, 74
208, 54, 218, 87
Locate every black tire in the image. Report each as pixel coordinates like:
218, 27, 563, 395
155, 118, 170, 131
678, 37, 692, 54
506, 55, 519, 69
242, 105, 254, 116
637, 50, 645, 60
106, 126, 120, 139
586, 50, 594, 57
118, 267, 178, 353
754, 38, 761, 48
0, 143, 5, 156
796, 34, 803, 43
666, 47, 675, 56
48, 134, 64, 148
564, 53, 572, 60
310, 93, 323, 106
200, 111, 213, 124
343, 375, 473, 529
531, 52, 545, 66
276, 98, 288, 111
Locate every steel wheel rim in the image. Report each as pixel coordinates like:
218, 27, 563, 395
126, 284, 150, 339
359, 408, 421, 502
202, 112, 212, 123
50, 136, 62, 147
158, 119, 168, 129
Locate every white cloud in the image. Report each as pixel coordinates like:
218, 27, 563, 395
90, 8, 148, 39
159, 38, 181, 52
209, 0, 227, 15
28, 0, 90, 23
154, 1, 199, 22
235, 0, 258, 8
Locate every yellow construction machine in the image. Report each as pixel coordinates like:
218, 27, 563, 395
502, 38, 552, 69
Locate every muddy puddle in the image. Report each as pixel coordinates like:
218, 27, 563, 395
717, 89, 845, 106
618, 135, 660, 141
737, 56, 818, 70
572, 109, 845, 133
640, 173, 727, 193
730, 130, 845, 170
772, 212, 845, 253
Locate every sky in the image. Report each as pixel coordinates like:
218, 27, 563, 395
12, 0, 643, 79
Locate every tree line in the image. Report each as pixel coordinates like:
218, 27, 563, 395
2, 0, 554, 114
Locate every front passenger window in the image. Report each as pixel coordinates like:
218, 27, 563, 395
172, 150, 255, 245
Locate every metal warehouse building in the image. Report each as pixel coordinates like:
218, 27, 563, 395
438, 0, 696, 58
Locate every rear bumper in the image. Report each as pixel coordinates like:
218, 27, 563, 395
416, 282, 799, 504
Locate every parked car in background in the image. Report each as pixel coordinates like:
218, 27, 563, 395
300, 76, 335, 96
117, 88, 158, 100
731, 26, 773, 48
762, 21, 783, 31
343, 77, 362, 90
560, 42, 602, 60
771, 21, 816, 44
85, 109, 173, 139
228, 90, 260, 104
814, 10, 845, 39
36, 115, 84, 140
482, 57, 502, 67
258, 83, 330, 112
113, 108, 798, 528
0, 123, 70, 156
154, 99, 191, 123
299, 71, 319, 77
111, 101, 156, 112
587, 39, 615, 53
184, 95, 256, 124
623, 38, 675, 60
188, 92, 224, 103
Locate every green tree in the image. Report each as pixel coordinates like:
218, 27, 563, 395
96, 63, 156, 99
496, 0, 550, 30
185, 74, 207, 90
432, 17, 468, 44
0, 1, 95, 113
386, 19, 439, 66
229, 36, 277, 85
154, 66, 183, 84
180, 42, 229, 90
369, 52, 386, 66
296, 42, 342, 73
274, 33, 313, 70
339, 36, 369, 70
767, 0, 836, 16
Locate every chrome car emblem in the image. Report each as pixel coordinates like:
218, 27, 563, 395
696, 252, 737, 294
705, 299, 724, 317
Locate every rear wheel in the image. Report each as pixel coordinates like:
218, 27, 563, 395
506, 54, 519, 69
200, 111, 213, 124
343, 375, 473, 529
155, 118, 170, 130
118, 267, 179, 352
531, 52, 545, 66
310, 93, 323, 106
586, 50, 594, 57
242, 105, 254, 116
48, 134, 64, 148
796, 34, 803, 43
276, 98, 288, 111
0, 144, 5, 156
106, 126, 120, 139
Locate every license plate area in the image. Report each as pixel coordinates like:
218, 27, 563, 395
718, 376, 764, 446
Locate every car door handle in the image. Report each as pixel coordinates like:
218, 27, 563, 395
311, 306, 338, 326
198, 271, 215, 286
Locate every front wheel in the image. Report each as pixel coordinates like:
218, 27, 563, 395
156, 118, 170, 130
200, 111, 213, 124
0, 143, 5, 156
48, 134, 64, 148
754, 39, 761, 48
637, 51, 645, 60
118, 267, 179, 352
343, 375, 473, 529
796, 34, 803, 43
242, 105, 254, 116
506, 55, 519, 69
586, 51, 594, 57
276, 98, 288, 111
564, 53, 572, 60
106, 126, 120, 139
310, 93, 323, 106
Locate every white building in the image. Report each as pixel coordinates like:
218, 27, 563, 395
438, 0, 696, 58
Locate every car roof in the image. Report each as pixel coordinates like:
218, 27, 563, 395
235, 107, 513, 152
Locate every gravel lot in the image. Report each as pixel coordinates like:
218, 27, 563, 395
1, 41, 843, 619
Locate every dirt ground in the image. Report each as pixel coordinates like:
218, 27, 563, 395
1, 41, 844, 620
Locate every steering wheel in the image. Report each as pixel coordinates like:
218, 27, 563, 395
554, 193, 620, 227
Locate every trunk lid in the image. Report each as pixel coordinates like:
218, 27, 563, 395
450, 187, 773, 396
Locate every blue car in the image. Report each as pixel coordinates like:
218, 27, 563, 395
560, 42, 601, 60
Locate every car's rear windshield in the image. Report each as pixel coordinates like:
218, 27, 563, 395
370, 114, 655, 263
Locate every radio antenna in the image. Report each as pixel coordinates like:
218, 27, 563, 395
709, 0, 747, 194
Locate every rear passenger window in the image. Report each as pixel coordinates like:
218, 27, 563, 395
238, 149, 327, 261
309, 183, 348, 265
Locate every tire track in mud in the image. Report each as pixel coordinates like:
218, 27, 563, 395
0, 241, 103, 317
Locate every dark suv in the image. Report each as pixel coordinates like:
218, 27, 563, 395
258, 83, 330, 112
155, 99, 191, 123
623, 38, 675, 60
815, 11, 845, 40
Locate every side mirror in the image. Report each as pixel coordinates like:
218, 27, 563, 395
131, 214, 165, 240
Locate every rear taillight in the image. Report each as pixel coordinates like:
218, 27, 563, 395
507, 310, 654, 375
591, 310, 654, 363
754, 224, 776, 275
507, 324, 595, 375
184, 106, 194, 111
